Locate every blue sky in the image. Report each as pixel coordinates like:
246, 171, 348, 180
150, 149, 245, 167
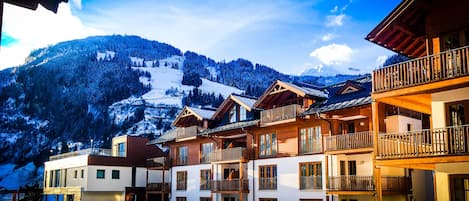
0, 0, 400, 75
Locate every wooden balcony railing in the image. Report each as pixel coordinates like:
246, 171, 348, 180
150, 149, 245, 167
381, 176, 411, 193
211, 179, 249, 192
147, 183, 171, 192
325, 131, 373, 152
259, 177, 277, 190
378, 125, 469, 159
373, 45, 469, 93
327, 176, 374, 191
300, 176, 322, 190
175, 125, 199, 141
260, 104, 304, 125
208, 147, 248, 163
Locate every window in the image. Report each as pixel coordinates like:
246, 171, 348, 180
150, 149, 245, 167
200, 169, 211, 190
200, 197, 211, 201
299, 126, 322, 154
451, 175, 469, 201
201, 143, 214, 163
347, 122, 355, 133
176, 197, 187, 201
49, 171, 53, 187
300, 162, 322, 189
240, 107, 247, 121
407, 123, 412, 132
340, 161, 346, 176
348, 161, 357, 176
74, 170, 78, 179
176, 171, 187, 190
177, 146, 188, 165
259, 165, 277, 190
96, 169, 105, 179
54, 169, 61, 187
259, 133, 277, 157
259, 199, 277, 201
229, 106, 237, 123
66, 195, 74, 201
117, 142, 125, 157
80, 169, 84, 178
112, 170, 120, 179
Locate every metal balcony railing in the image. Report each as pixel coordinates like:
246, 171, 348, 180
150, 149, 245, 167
211, 179, 249, 192
49, 148, 111, 160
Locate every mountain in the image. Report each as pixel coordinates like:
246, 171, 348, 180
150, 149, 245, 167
0, 35, 364, 189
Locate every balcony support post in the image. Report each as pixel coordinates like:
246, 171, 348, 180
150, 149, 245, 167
325, 155, 329, 190
161, 170, 165, 201
239, 161, 244, 201
372, 100, 382, 201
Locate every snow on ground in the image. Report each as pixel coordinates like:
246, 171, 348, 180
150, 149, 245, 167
132, 64, 243, 107
158, 55, 184, 69
130, 57, 144, 66
0, 162, 40, 190
96, 51, 115, 61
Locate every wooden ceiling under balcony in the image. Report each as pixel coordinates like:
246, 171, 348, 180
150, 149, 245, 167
366, 0, 427, 58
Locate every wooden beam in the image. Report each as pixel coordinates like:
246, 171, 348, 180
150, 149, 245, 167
326, 191, 374, 195
376, 162, 435, 170
388, 32, 406, 47
325, 147, 374, 155
379, 96, 431, 114
394, 35, 413, 52
376, 155, 469, 168
374, 167, 382, 201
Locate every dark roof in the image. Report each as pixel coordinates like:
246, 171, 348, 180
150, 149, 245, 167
304, 76, 372, 114
199, 120, 259, 136
5, 0, 67, 13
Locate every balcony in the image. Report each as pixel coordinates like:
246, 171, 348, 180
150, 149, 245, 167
260, 104, 304, 126
327, 176, 410, 193
49, 148, 111, 161
146, 183, 170, 192
208, 147, 248, 163
325, 131, 373, 153
258, 177, 277, 190
373, 45, 469, 93
146, 156, 170, 169
300, 176, 322, 190
327, 176, 374, 191
378, 125, 469, 159
211, 179, 249, 193
175, 125, 199, 142
381, 176, 411, 193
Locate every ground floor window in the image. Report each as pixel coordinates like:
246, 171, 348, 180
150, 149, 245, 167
176, 197, 187, 201
451, 174, 469, 201
299, 162, 322, 189
200, 197, 211, 201
259, 165, 277, 190
259, 198, 277, 201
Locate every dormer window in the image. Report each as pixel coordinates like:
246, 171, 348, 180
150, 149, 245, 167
240, 107, 247, 121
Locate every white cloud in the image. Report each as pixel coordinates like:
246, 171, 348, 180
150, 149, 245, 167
325, 14, 346, 27
330, 5, 338, 13
376, 55, 388, 67
309, 43, 353, 65
0, 3, 103, 69
321, 33, 334, 41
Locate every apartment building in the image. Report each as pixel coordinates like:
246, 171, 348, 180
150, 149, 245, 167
366, 0, 469, 200
151, 76, 414, 201
43, 135, 166, 201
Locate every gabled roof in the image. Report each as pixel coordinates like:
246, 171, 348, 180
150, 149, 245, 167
304, 76, 372, 114
365, 0, 426, 58
212, 94, 258, 120
254, 80, 327, 108
172, 106, 215, 126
